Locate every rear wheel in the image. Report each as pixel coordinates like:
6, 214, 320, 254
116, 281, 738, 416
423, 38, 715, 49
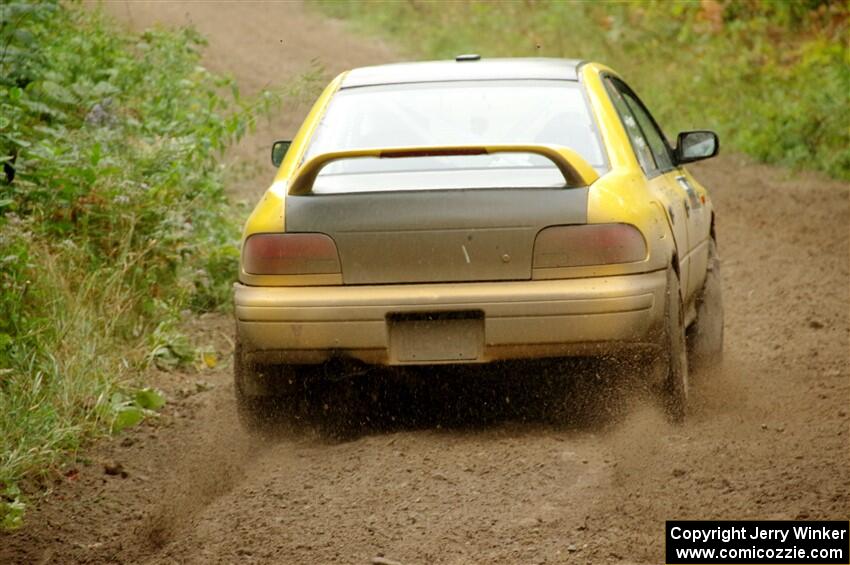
688, 238, 724, 370
657, 267, 689, 422
233, 337, 308, 433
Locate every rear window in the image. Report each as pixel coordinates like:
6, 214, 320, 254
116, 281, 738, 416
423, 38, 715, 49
303, 80, 606, 193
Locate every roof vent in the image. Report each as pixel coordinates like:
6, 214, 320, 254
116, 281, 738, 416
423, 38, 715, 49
455, 54, 481, 62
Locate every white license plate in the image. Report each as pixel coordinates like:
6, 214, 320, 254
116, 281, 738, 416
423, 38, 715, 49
389, 316, 483, 363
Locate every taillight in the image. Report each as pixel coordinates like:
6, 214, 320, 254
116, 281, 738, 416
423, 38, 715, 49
533, 224, 646, 268
242, 233, 341, 275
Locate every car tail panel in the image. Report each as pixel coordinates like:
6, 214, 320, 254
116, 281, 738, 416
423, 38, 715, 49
285, 187, 588, 284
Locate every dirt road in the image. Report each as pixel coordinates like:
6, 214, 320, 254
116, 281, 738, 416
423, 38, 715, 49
2, 2, 848, 564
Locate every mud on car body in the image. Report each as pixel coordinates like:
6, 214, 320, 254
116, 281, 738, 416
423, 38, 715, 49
234, 57, 723, 426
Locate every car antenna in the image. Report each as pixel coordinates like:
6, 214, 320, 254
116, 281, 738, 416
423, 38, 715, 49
455, 54, 481, 62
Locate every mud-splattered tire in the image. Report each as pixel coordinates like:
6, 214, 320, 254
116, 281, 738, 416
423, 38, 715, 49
233, 337, 278, 432
658, 267, 689, 423
233, 337, 311, 433
688, 238, 724, 370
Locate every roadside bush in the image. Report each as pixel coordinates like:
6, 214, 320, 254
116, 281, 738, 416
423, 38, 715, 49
0, 1, 304, 526
315, 0, 850, 180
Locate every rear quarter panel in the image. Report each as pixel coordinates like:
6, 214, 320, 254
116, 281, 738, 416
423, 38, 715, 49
242, 72, 347, 238
580, 63, 677, 277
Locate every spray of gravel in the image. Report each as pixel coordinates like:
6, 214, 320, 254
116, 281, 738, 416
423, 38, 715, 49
135, 397, 267, 553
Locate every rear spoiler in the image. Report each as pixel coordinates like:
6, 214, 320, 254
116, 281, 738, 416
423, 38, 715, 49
286, 144, 600, 195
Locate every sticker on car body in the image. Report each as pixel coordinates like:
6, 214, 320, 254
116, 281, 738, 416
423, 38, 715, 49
676, 176, 701, 210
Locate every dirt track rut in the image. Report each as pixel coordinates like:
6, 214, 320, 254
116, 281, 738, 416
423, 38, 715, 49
1, 2, 848, 564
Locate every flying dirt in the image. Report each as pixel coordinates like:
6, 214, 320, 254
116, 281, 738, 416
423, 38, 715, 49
1, 2, 847, 564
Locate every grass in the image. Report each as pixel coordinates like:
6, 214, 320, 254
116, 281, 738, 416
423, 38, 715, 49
0, 1, 322, 527
313, 0, 850, 180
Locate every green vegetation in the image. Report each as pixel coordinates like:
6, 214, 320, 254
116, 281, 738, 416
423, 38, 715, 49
316, 0, 850, 180
0, 2, 314, 527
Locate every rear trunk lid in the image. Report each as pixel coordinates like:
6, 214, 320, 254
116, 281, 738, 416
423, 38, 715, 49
285, 177, 588, 285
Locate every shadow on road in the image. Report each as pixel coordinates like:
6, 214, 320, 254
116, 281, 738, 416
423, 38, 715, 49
255, 355, 661, 441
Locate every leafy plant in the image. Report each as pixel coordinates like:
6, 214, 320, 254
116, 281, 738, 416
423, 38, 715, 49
110, 388, 166, 432
0, 483, 25, 530
147, 320, 196, 370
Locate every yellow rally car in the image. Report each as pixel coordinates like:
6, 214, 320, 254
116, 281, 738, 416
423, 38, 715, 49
234, 57, 723, 425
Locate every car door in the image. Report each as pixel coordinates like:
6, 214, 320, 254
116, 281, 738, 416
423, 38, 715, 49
671, 169, 711, 298
603, 76, 694, 298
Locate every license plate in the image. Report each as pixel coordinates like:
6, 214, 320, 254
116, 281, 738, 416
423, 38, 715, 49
389, 314, 483, 363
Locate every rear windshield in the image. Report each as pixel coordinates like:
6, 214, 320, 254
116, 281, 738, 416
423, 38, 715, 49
304, 80, 606, 193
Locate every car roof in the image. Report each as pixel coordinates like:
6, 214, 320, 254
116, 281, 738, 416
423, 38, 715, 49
340, 57, 585, 89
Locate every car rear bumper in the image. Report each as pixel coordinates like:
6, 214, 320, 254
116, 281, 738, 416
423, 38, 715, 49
234, 269, 668, 365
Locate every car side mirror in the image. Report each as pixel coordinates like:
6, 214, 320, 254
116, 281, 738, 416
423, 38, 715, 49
271, 140, 292, 167
675, 130, 719, 164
